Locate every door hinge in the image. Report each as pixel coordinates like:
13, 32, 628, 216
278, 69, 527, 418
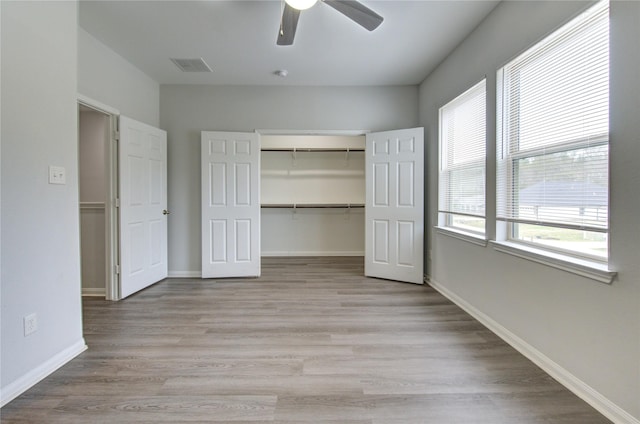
115, 198, 120, 208
114, 264, 120, 275
113, 130, 120, 141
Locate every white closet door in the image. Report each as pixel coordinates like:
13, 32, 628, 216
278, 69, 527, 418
201, 131, 261, 278
365, 128, 424, 284
119, 116, 168, 298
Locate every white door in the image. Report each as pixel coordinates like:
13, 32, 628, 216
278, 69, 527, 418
365, 128, 424, 284
119, 116, 168, 298
201, 131, 261, 278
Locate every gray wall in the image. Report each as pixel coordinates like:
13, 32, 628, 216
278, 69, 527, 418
1, 0, 85, 402
160, 85, 418, 274
78, 28, 160, 127
419, 1, 639, 420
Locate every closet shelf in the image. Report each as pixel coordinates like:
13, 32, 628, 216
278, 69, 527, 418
261, 203, 365, 209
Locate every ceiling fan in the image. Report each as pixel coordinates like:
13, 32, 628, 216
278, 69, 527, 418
277, 0, 384, 46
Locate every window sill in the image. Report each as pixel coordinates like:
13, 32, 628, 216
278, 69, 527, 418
490, 240, 616, 284
435, 226, 488, 247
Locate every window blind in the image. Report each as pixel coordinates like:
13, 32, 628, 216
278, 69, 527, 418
497, 0, 609, 233
439, 79, 486, 222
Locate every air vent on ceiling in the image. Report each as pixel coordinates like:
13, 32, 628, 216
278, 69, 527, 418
170, 58, 212, 73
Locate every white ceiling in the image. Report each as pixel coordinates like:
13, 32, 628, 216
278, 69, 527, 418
79, 0, 499, 86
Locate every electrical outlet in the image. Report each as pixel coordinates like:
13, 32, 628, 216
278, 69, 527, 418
24, 313, 38, 336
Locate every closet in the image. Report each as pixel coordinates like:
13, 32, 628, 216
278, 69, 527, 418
260, 134, 365, 256
201, 127, 424, 284
78, 107, 109, 297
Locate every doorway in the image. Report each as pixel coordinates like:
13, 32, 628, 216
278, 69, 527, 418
78, 98, 119, 300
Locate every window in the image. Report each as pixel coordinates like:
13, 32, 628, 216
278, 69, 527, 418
497, 0, 609, 260
439, 79, 487, 235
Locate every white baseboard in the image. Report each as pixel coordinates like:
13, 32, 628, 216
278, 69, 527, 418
168, 271, 201, 278
261, 251, 364, 257
0, 339, 87, 407
426, 276, 639, 424
81, 287, 105, 297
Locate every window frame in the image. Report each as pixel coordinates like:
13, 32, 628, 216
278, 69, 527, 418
496, 0, 610, 264
438, 78, 487, 239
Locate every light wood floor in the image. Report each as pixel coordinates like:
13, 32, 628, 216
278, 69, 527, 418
2, 257, 610, 423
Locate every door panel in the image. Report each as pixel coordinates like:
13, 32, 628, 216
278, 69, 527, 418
397, 221, 415, 266
210, 163, 226, 205
365, 128, 424, 284
235, 163, 251, 205
398, 162, 415, 206
373, 220, 390, 263
210, 220, 227, 262
235, 219, 252, 261
119, 116, 168, 298
201, 131, 260, 278
373, 163, 389, 205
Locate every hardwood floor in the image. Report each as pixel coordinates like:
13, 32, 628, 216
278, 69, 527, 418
1, 257, 610, 423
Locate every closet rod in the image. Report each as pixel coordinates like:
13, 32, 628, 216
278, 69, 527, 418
261, 148, 364, 152
261, 203, 365, 209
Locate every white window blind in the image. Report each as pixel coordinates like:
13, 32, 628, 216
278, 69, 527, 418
439, 79, 486, 233
497, 1, 609, 240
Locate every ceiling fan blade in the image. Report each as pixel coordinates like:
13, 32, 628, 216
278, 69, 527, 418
322, 0, 383, 31
277, 3, 301, 46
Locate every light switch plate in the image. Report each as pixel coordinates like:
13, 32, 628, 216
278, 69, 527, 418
49, 166, 66, 185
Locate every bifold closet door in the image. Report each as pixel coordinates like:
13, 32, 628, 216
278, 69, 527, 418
365, 128, 424, 284
201, 131, 261, 278
119, 116, 168, 298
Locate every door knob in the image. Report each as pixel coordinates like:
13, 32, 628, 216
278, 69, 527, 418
163, 209, 170, 215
